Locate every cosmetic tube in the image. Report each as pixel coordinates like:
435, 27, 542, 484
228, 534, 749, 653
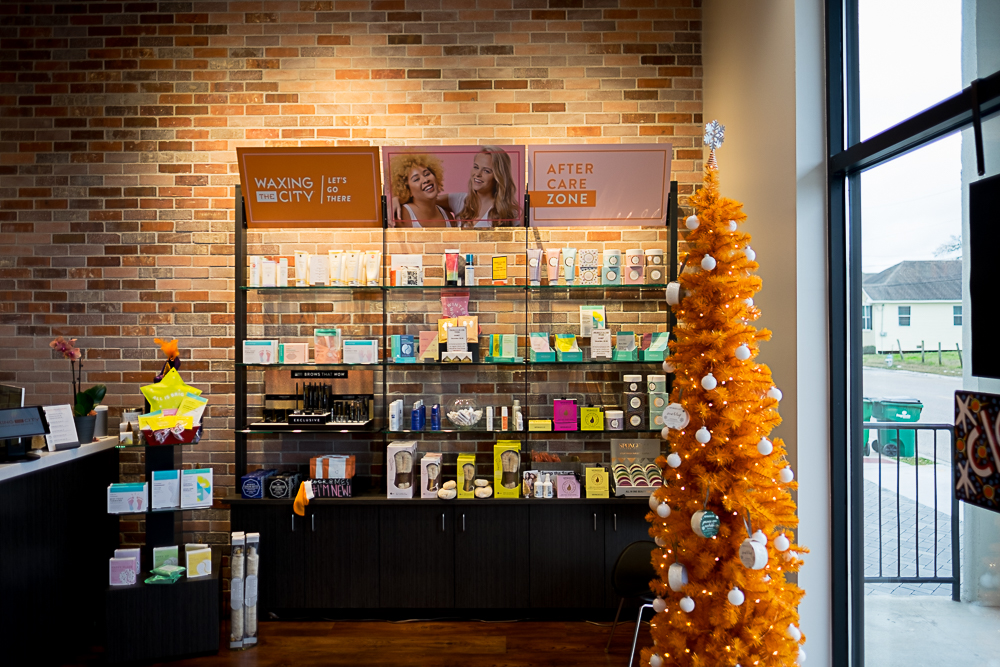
364, 250, 381, 286
563, 248, 577, 285
430, 404, 441, 431
501, 406, 509, 431
342, 252, 358, 286
486, 406, 494, 431
277, 258, 288, 287
445, 249, 460, 286
249, 256, 261, 287
545, 248, 561, 284
328, 251, 343, 285
527, 248, 542, 286
294, 251, 308, 287
465, 254, 475, 286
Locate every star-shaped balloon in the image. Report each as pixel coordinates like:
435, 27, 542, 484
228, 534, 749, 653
704, 120, 725, 150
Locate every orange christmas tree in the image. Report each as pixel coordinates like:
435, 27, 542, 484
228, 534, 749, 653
642, 121, 807, 667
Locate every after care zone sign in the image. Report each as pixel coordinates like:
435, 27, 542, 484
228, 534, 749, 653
237, 147, 382, 228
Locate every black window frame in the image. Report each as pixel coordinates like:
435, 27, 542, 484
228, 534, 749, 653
826, 1, 1000, 665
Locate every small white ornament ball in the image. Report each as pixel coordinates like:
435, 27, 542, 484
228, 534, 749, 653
767, 386, 783, 401
745, 297, 754, 308
652, 596, 667, 613
701, 254, 717, 271
744, 246, 756, 261
727, 587, 745, 605
787, 623, 802, 641
763, 575, 771, 582
775, 533, 791, 552
649, 494, 661, 511
655, 536, 667, 547
662, 359, 676, 373
667, 453, 682, 468
728, 219, 737, 231
758, 437, 773, 455
685, 214, 700, 230
656, 503, 671, 518
797, 647, 807, 665
679, 596, 695, 613
751, 529, 768, 545
701, 373, 718, 390
695, 427, 712, 444
661, 426, 671, 439
650, 654, 663, 667
780, 466, 795, 483
735, 344, 751, 361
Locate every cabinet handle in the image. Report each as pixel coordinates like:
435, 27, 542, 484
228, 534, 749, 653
312, 513, 316, 532
291, 514, 295, 532
614, 513, 617, 531
462, 513, 466, 532
441, 513, 446, 532
593, 513, 597, 531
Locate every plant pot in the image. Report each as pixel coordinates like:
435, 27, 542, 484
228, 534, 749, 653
74, 414, 97, 445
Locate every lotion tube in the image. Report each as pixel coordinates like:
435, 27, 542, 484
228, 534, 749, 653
445, 249, 460, 286
294, 251, 308, 287
364, 251, 381, 285
563, 248, 577, 284
328, 251, 343, 285
249, 256, 261, 287
545, 248, 561, 283
277, 258, 289, 287
527, 248, 543, 286
344, 252, 360, 286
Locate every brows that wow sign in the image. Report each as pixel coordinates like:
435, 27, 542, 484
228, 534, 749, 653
527, 144, 672, 226
236, 147, 382, 228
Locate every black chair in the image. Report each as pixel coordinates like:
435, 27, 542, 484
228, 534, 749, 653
605, 540, 658, 666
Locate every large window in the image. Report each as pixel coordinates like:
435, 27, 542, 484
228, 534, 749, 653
897, 305, 910, 326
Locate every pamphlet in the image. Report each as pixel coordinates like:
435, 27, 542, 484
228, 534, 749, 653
530, 332, 551, 353
590, 329, 612, 359
42, 404, 79, 451
580, 305, 606, 337
446, 325, 468, 353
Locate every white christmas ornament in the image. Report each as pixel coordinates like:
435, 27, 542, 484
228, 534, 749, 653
666, 453, 682, 468
654, 536, 667, 547
779, 466, 795, 483
740, 538, 768, 570
757, 437, 773, 455
662, 403, 691, 430
701, 255, 717, 271
656, 503, 672, 518
735, 344, 751, 360
745, 298, 754, 308
667, 562, 689, 591
695, 427, 712, 444
767, 386, 783, 401
685, 214, 700, 230
751, 530, 767, 545
679, 596, 695, 613
797, 647, 807, 665
744, 246, 756, 261
727, 587, 745, 605
649, 494, 661, 511
652, 596, 667, 613
701, 373, 718, 390
775, 533, 791, 552
662, 359, 676, 373
650, 654, 663, 667
787, 624, 802, 641
661, 426, 670, 439
728, 219, 737, 231
665, 281, 684, 306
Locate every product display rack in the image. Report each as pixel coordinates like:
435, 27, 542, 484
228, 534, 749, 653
234, 184, 678, 485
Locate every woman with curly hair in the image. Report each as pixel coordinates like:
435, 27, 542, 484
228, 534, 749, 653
448, 146, 522, 228
389, 153, 453, 228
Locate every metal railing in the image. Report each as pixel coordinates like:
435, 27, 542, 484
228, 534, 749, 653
861, 422, 960, 601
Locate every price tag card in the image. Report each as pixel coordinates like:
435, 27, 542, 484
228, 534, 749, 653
446, 325, 468, 353
42, 404, 80, 451
590, 329, 612, 359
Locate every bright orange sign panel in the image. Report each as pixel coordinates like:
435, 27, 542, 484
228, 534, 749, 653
236, 147, 382, 228
527, 145, 672, 226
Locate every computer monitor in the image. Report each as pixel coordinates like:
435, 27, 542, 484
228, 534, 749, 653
0, 386, 47, 462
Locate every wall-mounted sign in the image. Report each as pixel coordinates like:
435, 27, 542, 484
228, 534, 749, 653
236, 147, 381, 228
954, 390, 1000, 515
382, 145, 525, 228
527, 144, 672, 226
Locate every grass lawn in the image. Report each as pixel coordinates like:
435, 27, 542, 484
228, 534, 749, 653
862, 350, 963, 377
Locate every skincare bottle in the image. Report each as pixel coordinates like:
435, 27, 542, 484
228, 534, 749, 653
542, 473, 553, 499
430, 404, 441, 431
329, 251, 343, 285
411, 400, 422, 431
512, 399, 523, 432
535, 475, 545, 498
545, 248, 561, 284
527, 248, 543, 286
501, 406, 509, 431
364, 250, 382, 286
294, 251, 309, 287
445, 249, 460, 286
486, 405, 494, 431
249, 256, 261, 287
277, 257, 289, 287
465, 254, 475, 286
563, 248, 577, 285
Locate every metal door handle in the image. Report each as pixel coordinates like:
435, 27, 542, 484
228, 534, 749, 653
291, 514, 295, 532
614, 513, 617, 531
441, 513, 445, 531
462, 513, 466, 532
312, 513, 315, 532
594, 513, 597, 531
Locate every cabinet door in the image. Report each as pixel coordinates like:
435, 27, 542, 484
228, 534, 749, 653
306, 505, 380, 608
529, 504, 605, 608
231, 504, 306, 611
379, 506, 454, 608
454, 505, 529, 609
604, 506, 655, 607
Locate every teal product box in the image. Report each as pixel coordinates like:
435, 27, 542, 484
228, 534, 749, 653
601, 266, 621, 285
613, 331, 638, 361
649, 393, 669, 428
639, 332, 670, 362
555, 334, 583, 362
530, 349, 556, 362
529, 332, 555, 362
391, 334, 416, 363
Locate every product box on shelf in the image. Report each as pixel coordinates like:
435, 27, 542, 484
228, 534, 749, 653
243, 340, 278, 365
279, 342, 309, 364
648, 374, 667, 394
343, 339, 378, 365
529, 332, 555, 362
624, 263, 645, 285
230, 532, 246, 650
578, 248, 600, 266
151, 470, 180, 509
639, 332, 670, 362
493, 441, 521, 498
186, 545, 212, 578
181, 468, 213, 509
244, 533, 260, 645
528, 419, 552, 431
624, 392, 647, 431
314, 329, 341, 363
310, 455, 356, 479
610, 438, 664, 497
421, 453, 443, 499
114, 547, 140, 573
578, 266, 601, 285
553, 398, 578, 431
109, 556, 138, 586
613, 332, 638, 362
602, 265, 621, 285
108, 482, 147, 514
267, 472, 301, 499
153, 545, 179, 569
555, 334, 583, 362
391, 334, 416, 363
580, 406, 604, 431
556, 474, 581, 499
457, 453, 477, 498
649, 392, 669, 427
387, 442, 417, 499
240, 468, 277, 499
645, 263, 666, 284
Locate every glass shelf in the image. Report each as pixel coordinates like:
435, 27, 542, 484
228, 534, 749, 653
241, 285, 382, 291
386, 428, 494, 434
236, 363, 382, 368
385, 284, 527, 291
240, 428, 377, 435
242, 284, 670, 293
528, 283, 669, 291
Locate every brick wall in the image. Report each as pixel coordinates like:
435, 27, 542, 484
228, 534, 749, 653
0, 0, 702, 552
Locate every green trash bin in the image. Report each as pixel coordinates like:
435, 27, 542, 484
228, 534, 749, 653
862, 397, 873, 456
872, 397, 923, 458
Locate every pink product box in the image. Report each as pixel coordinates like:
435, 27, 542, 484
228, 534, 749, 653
623, 263, 646, 285
553, 399, 578, 431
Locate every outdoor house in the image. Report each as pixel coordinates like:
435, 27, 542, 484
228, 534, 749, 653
862, 260, 962, 354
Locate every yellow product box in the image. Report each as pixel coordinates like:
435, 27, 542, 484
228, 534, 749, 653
493, 441, 521, 498
586, 467, 610, 498
528, 419, 552, 432
580, 407, 604, 431
457, 453, 477, 498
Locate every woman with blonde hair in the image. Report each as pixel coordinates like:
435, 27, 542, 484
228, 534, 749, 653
449, 146, 521, 228
389, 153, 453, 227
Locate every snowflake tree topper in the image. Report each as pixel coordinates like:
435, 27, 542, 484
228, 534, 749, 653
704, 120, 725, 170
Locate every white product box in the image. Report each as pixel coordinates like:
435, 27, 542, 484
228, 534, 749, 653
261, 259, 277, 287
277, 257, 289, 287
343, 339, 378, 364
181, 468, 213, 509
243, 340, 278, 365
107, 483, 147, 514
420, 452, 443, 499
186, 547, 212, 578
279, 342, 309, 364
151, 469, 180, 509
114, 548, 140, 573
248, 256, 261, 287
387, 441, 418, 499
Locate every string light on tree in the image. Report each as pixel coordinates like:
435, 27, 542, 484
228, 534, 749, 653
642, 119, 807, 667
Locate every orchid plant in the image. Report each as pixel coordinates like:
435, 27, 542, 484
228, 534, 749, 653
50, 336, 107, 417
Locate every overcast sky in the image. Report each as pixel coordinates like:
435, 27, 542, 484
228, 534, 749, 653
859, 0, 964, 273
